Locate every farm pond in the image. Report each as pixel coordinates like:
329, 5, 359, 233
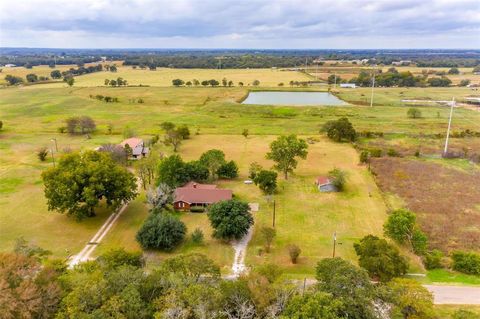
242, 91, 347, 106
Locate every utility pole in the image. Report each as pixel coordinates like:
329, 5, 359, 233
370, 65, 376, 107
332, 231, 337, 258
443, 97, 455, 156
51, 138, 58, 152
272, 199, 276, 228
51, 148, 56, 168
334, 73, 337, 89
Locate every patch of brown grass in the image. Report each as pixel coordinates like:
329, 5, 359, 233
371, 158, 480, 252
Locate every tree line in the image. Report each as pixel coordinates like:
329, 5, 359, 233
123, 54, 316, 69
330, 67, 454, 87
172, 78, 260, 87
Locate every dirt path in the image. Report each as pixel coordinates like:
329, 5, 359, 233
228, 226, 254, 278
68, 202, 130, 267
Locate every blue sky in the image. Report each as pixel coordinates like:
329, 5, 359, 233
0, 0, 479, 49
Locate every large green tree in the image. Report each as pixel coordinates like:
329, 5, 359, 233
266, 135, 308, 179
199, 149, 226, 180
42, 151, 137, 220
315, 258, 378, 319
282, 292, 343, 319
254, 170, 278, 194
207, 200, 254, 240
322, 117, 357, 142
354, 235, 408, 282
383, 209, 427, 254
388, 278, 434, 319
136, 213, 186, 251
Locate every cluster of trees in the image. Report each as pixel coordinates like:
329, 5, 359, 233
64, 115, 96, 134
5, 74, 24, 85
105, 77, 128, 86
62, 64, 103, 77
382, 208, 480, 276
344, 68, 453, 87
3, 244, 455, 319
160, 121, 191, 152
171, 78, 256, 87
89, 94, 119, 102
41, 151, 137, 220
124, 54, 316, 69
4, 73, 51, 85
157, 150, 238, 188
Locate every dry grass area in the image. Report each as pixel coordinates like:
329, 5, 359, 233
13, 66, 310, 88
370, 157, 480, 252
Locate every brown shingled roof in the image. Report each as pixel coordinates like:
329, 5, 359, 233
174, 183, 232, 204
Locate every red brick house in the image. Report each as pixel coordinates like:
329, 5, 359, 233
173, 182, 232, 211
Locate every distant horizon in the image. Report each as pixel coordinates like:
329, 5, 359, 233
2, 47, 480, 51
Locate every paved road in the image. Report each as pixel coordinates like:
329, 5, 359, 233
425, 285, 480, 305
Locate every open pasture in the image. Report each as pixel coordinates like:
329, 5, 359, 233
1, 81, 479, 276
96, 134, 389, 275
21, 65, 311, 88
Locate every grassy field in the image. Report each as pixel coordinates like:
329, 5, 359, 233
434, 305, 480, 318
0, 72, 479, 278
96, 134, 390, 275
307, 65, 480, 85
7, 65, 310, 88
1, 86, 479, 138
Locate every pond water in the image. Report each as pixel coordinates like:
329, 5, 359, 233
242, 91, 347, 106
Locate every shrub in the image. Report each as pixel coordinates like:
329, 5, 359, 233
207, 199, 253, 240
407, 108, 422, 119
288, 244, 301, 264
369, 148, 383, 157
37, 147, 49, 161
190, 205, 205, 213
423, 249, 444, 270
359, 150, 370, 163
328, 168, 347, 191
136, 213, 186, 251
177, 125, 190, 139
412, 229, 428, 255
57, 127, 66, 133
261, 227, 276, 253
451, 251, 480, 275
97, 248, 144, 269
248, 162, 263, 180
387, 148, 400, 157
191, 228, 204, 244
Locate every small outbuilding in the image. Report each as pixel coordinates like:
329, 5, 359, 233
340, 83, 356, 89
315, 176, 337, 192
119, 137, 149, 159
